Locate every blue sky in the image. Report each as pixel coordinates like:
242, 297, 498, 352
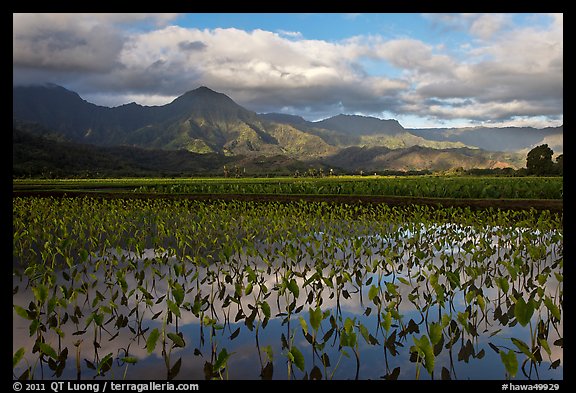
13, 13, 563, 128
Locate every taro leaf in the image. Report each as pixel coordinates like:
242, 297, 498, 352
97, 353, 113, 376
429, 322, 442, 346
168, 358, 182, 380
321, 353, 331, 368
167, 332, 185, 348
383, 366, 400, 380
385, 330, 399, 356
234, 308, 245, 322
245, 308, 257, 331
441, 366, 451, 380
13, 305, 31, 320
413, 335, 435, 375
310, 365, 322, 380
39, 342, 58, 360
229, 327, 241, 340
146, 328, 160, 354
441, 313, 451, 328
549, 359, 561, 369
500, 349, 518, 378
261, 362, 274, 380
261, 301, 271, 320
386, 282, 398, 296
406, 318, 420, 334
457, 311, 469, 329
121, 356, 138, 364
476, 295, 486, 311
446, 271, 460, 289
543, 297, 561, 320
458, 339, 475, 363
539, 338, 552, 357
309, 306, 322, 332
382, 311, 393, 333
322, 327, 335, 343
344, 317, 355, 334
32, 284, 48, 305
514, 297, 534, 327
511, 338, 536, 361
537, 274, 548, 286
13, 347, 25, 368
214, 348, 232, 372
245, 282, 253, 296
80, 249, 89, 263
340, 330, 357, 348
172, 284, 184, 306
166, 299, 181, 318
281, 333, 289, 350
263, 345, 274, 362
85, 359, 96, 370
290, 346, 305, 372
496, 277, 509, 293
287, 279, 300, 299
194, 348, 202, 356
306, 291, 314, 305
368, 285, 379, 302
553, 338, 563, 348
358, 323, 371, 345
299, 316, 308, 336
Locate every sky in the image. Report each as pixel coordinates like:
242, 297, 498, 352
13, 13, 563, 128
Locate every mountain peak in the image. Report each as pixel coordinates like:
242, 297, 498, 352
174, 86, 236, 105
314, 114, 404, 136
195, 86, 216, 93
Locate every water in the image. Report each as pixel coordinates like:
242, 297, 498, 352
13, 223, 563, 380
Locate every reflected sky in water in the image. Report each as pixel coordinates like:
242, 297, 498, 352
13, 222, 562, 380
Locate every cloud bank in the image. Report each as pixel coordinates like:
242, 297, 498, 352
13, 13, 562, 127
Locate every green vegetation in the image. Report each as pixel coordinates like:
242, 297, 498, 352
13, 197, 562, 380
526, 144, 563, 176
14, 176, 563, 200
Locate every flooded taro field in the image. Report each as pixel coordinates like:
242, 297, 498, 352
13, 197, 563, 380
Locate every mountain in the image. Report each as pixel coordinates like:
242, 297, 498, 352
13, 84, 557, 174
409, 126, 563, 154
13, 84, 335, 158
12, 125, 316, 177
314, 114, 404, 135
324, 145, 524, 172
261, 112, 469, 150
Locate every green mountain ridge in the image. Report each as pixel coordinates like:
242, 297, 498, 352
13, 84, 555, 174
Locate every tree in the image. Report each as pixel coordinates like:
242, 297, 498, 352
555, 154, 563, 175
526, 144, 555, 175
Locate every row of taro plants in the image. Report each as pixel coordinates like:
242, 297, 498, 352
13, 197, 563, 380
132, 176, 563, 199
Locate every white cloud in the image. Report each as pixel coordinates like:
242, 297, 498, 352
469, 14, 509, 39
276, 30, 303, 39
13, 13, 562, 127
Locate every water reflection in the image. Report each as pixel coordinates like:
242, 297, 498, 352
13, 222, 562, 380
